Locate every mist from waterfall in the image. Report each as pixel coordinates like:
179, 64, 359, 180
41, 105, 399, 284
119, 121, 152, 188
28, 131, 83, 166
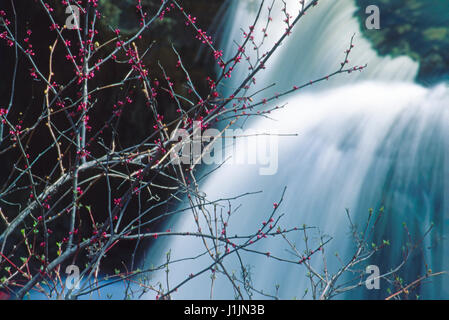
142, 0, 449, 299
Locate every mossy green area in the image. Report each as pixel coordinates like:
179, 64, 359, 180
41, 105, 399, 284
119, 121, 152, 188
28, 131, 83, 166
354, 0, 449, 84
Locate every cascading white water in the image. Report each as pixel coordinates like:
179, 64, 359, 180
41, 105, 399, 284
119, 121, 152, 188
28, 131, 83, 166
143, 0, 449, 299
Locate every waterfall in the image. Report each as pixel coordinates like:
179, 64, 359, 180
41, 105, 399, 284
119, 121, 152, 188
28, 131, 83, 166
142, 0, 449, 299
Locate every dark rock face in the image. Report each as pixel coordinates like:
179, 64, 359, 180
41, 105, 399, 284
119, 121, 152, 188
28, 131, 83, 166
354, 0, 449, 84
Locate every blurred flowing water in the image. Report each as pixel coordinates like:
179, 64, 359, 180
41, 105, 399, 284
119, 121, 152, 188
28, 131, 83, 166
143, 0, 449, 299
